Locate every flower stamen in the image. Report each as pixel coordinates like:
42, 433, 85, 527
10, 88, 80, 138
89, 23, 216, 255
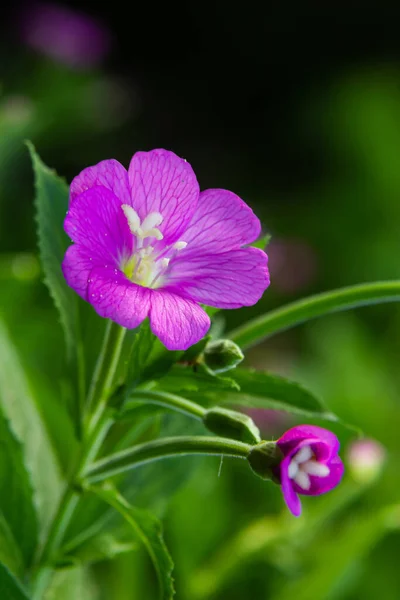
288, 445, 330, 491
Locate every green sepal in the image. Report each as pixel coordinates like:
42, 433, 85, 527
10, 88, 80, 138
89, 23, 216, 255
247, 441, 283, 481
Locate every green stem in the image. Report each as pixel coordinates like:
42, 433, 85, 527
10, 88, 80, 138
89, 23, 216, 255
85, 321, 126, 434
121, 390, 206, 420
229, 280, 400, 349
31, 321, 125, 597
84, 436, 252, 483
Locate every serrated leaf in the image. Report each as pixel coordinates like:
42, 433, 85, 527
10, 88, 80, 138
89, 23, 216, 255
0, 319, 62, 542
90, 485, 174, 600
0, 562, 30, 600
0, 408, 38, 568
28, 142, 78, 360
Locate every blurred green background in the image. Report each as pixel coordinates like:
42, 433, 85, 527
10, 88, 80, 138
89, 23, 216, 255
1, 2, 400, 598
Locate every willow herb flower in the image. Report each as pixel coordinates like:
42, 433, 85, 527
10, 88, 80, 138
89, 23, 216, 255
62, 149, 269, 350
274, 425, 344, 516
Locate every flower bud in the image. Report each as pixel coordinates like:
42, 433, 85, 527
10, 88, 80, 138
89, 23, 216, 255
203, 339, 244, 373
347, 438, 386, 484
203, 407, 261, 444
273, 425, 344, 517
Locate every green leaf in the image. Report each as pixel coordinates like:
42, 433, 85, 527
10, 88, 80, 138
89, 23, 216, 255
0, 319, 63, 542
0, 561, 30, 600
228, 368, 332, 418
64, 528, 137, 566
0, 514, 24, 577
229, 280, 400, 349
251, 233, 271, 250
155, 363, 239, 396
0, 408, 38, 568
43, 566, 98, 600
125, 320, 158, 387
28, 142, 77, 360
89, 485, 174, 600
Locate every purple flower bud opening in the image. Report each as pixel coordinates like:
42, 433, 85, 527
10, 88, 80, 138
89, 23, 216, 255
274, 425, 344, 517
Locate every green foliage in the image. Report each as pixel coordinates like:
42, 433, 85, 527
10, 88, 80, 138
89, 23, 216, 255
0, 409, 38, 570
27, 143, 76, 360
0, 561, 30, 600
90, 485, 174, 600
0, 320, 62, 543
228, 368, 333, 418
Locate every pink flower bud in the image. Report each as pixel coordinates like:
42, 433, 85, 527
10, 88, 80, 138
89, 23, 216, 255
274, 425, 344, 517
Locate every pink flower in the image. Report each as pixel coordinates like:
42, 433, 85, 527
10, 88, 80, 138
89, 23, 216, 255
62, 149, 269, 350
274, 425, 344, 516
19, 2, 111, 69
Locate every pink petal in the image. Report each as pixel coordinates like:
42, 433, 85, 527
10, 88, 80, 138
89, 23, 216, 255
181, 188, 261, 256
128, 149, 199, 243
62, 245, 94, 300
277, 425, 340, 460
166, 247, 269, 308
65, 187, 133, 264
70, 159, 130, 204
88, 267, 151, 329
149, 290, 210, 350
299, 456, 344, 496
280, 456, 302, 517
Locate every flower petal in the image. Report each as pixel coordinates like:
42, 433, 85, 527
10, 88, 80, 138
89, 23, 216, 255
88, 267, 151, 329
149, 290, 210, 350
280, 456, 302, 517
70, 159, 130, 204
181, 188, 261, 256
65, 187, 133, 264
166, 247, 269, 308
62, 245, 94, 300
299, 455, 344, 496
277, 425, 340, 459
128, 149, 199, 243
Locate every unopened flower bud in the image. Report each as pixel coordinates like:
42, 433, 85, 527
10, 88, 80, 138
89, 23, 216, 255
203, 339, 244, 373
347, 438, 386, 483
203, 407, 261, 444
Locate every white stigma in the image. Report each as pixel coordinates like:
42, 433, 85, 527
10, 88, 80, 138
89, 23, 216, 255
120, 205, 189, 289
288, 445, 330, 491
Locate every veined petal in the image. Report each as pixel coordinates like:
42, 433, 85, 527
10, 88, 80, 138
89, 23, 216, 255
149, 290, 210, 350
88, 268, 151, 329
128, 149, 199, 243
62, 245, 94, 300
280, 456, 302, 517
70, 158, 130, 204
166, 247, 269, 309
65, 187, 133, 264
181, 188, 261, 256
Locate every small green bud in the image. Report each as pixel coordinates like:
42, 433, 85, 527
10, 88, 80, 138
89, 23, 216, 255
247, 441, 283, 481
203, 406, 261, 444
203, 339, 244, 373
